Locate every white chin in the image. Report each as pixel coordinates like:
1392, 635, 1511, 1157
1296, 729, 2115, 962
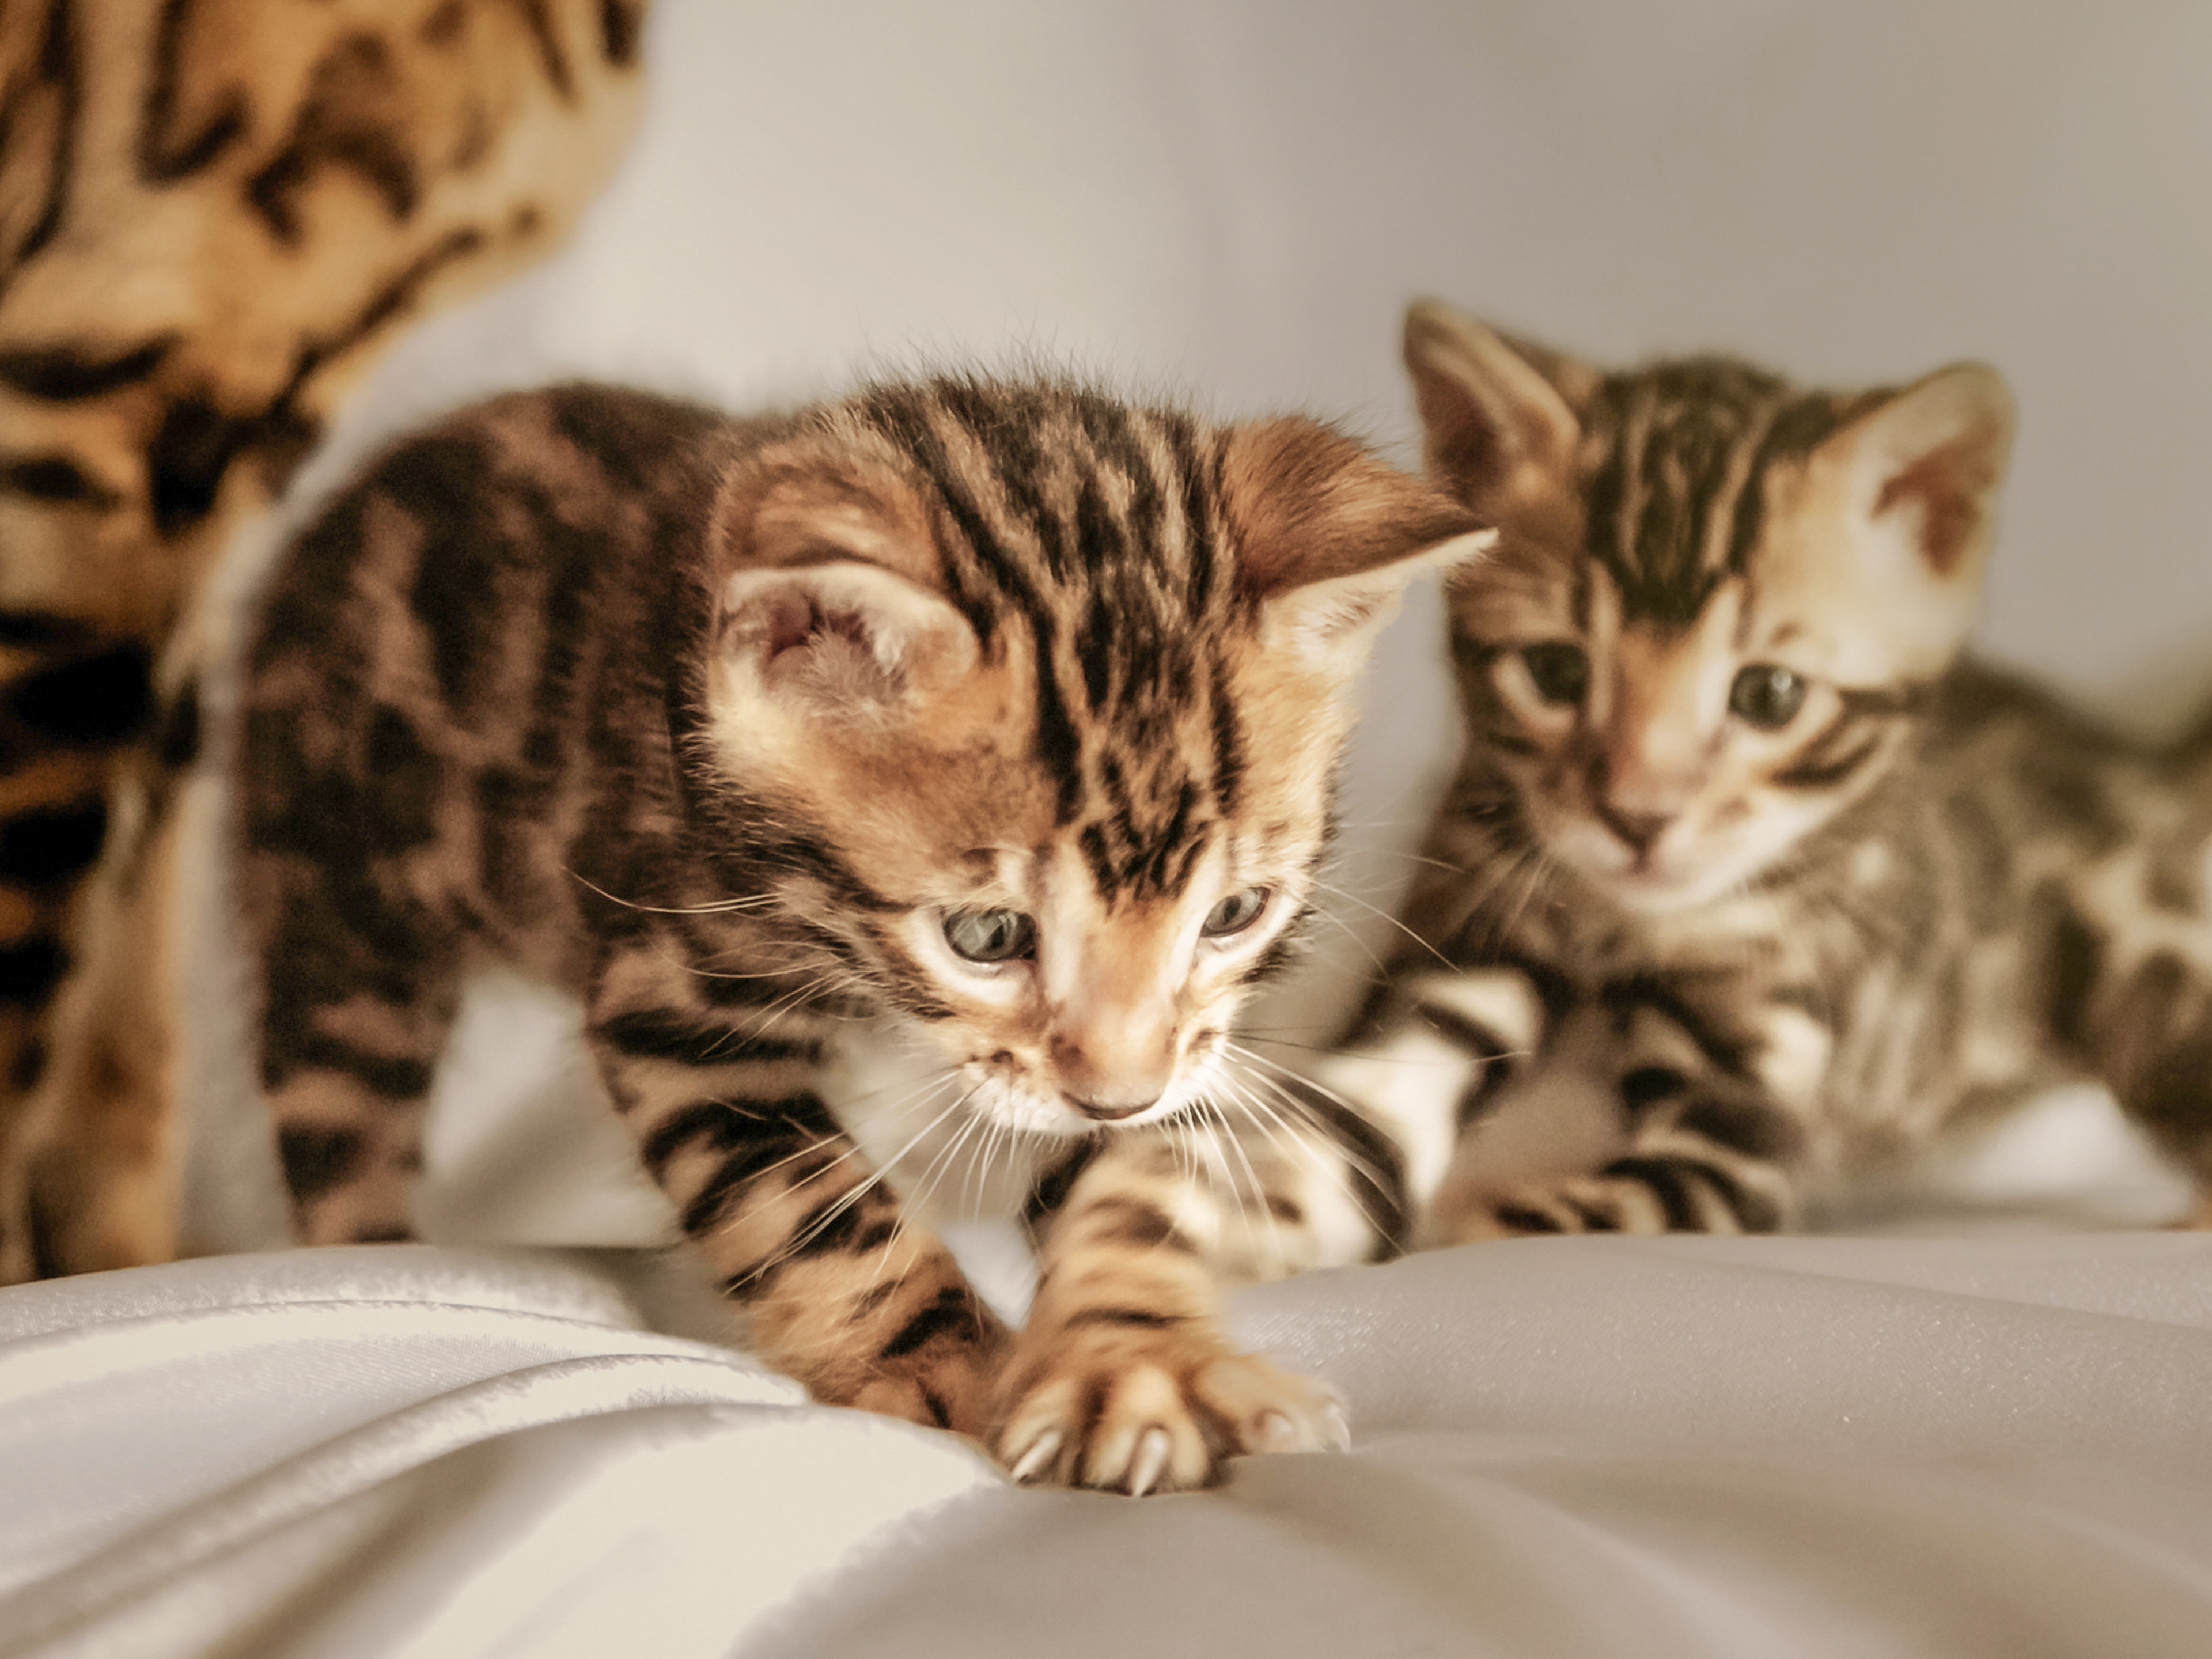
1601, 867, 1705, 910
1558, 849, 1718, 912
975, 1081, 1093, 1138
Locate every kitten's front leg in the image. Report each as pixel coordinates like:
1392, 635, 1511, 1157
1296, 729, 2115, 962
590, 1013, 1007, 1437
995, 1130, 1370, 1495
1431, 992, 1818, 1240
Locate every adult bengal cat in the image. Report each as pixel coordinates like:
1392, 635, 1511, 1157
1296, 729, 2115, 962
1325, 297, 2212, 1243
0, 0, 647, 1275
31, 373, 1485, 1493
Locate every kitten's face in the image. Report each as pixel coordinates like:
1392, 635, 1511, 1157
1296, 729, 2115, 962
725, 631, 1354, 1136
703, 380, 1485, 1134
1405, 304, 2012, 913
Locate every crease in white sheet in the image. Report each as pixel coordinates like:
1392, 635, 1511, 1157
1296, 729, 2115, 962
0, 1248, 995, 1659
1230, 1233, 2212, 1468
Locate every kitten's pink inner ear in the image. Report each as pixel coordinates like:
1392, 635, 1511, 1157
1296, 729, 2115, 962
721, 563, 978, 703
1838, 362, 2016, 579
1402, 298, 1586, 505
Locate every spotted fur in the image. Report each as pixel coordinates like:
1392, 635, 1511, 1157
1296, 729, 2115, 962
0, 0, 646, 1268
31, 376, 1482, 1490
1324, 297, 2212, 1243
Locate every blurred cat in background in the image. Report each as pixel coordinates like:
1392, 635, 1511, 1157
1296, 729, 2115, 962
1324, 297, 2212, 1242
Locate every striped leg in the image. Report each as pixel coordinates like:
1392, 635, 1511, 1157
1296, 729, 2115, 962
2046, 873, 2212, 1207
1430, 994, 1813, 1241
993, 1126, 1369, 1496
585, 961, 1005, 1438
1438, 1081, 1805, 1238
1316, 965, 1554, 1223
258, 908, 464, 1247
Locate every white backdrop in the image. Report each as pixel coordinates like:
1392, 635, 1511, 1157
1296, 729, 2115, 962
187, 0, 2212, 1251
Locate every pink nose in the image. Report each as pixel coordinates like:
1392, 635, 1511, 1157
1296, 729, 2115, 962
1050, 1035, 1169, 1120
1595, 800, 1673, 855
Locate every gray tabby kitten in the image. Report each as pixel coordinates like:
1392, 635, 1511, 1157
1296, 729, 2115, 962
1323, 297, 2212, 1241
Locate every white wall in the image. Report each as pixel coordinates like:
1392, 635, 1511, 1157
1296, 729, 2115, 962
244, 0, 2211, 1243
378, 0, 2212, 692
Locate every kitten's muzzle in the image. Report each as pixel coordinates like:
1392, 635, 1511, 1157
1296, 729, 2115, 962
1063, 1091, 1160, 1123
1047, 1031, 1173, 1122
1594, 801, 1674, 857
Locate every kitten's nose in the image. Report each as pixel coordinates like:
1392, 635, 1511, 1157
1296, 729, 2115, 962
1595, 801, 1673, 855
1050, 1034, 1168, 1120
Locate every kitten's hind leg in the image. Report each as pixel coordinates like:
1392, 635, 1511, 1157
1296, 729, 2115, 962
248, 868, 465, 1247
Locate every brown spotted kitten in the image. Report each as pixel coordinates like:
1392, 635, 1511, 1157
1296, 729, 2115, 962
196, 377, 1483, 1491
1322, 297, 2212, 1242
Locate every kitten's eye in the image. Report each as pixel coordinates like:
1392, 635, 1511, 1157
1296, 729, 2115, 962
1729, 664, 1808, 729
1201, 887, 1270, 938
943, 908, 1036, 963
1520, 642, 1590, 706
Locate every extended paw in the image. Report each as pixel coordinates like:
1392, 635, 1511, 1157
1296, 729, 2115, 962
994, 1325, 1348, 1495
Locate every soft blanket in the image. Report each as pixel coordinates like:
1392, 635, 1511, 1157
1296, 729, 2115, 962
7, 1231, 2211, 1657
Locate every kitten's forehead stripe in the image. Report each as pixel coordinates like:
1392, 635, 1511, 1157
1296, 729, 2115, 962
854, 378, 1249, 902
1580, 361, 1849, 628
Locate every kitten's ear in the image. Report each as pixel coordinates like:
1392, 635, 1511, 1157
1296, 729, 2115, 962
1803, 362, 2015, 675
708, 438, 978, 718
1222, 415, 1494, 671
1403, 298, 1591, 510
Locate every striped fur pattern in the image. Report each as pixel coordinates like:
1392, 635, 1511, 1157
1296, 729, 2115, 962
0, 0, 646, 1271
1326, 297, 2212, 1243
36, 377, 1481, 1491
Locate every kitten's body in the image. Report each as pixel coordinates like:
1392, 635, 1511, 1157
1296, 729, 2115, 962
52, 376, 1475, 1491
1328, 302, 2212, 1239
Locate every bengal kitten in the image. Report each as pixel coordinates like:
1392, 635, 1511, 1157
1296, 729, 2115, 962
1323, 297, 2212, 1243
163, 377, 1483, 1491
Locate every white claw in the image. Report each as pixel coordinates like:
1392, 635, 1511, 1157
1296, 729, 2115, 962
1009, 1429, 1064, 1486
1320, 1399, 1352, 1452
1126, 1426, 1173, 1498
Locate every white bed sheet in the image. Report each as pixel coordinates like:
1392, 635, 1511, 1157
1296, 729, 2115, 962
7, 1231, 2211, 1658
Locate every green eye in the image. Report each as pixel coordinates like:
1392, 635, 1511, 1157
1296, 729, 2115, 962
1520, 642, 1590, 705
1202, 887, 1270, 938
944, 908, 1036, 963
1729, 664, 1808, 729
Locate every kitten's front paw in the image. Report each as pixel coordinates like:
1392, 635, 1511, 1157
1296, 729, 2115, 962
1435, 1165, 1764, 1240
1434, 1177, 1604, 1241
994, 1327, 1348, 1495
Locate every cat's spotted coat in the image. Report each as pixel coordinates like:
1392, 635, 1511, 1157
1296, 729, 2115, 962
43, 374, 1483, 1492
1324, 299, 2212, 1241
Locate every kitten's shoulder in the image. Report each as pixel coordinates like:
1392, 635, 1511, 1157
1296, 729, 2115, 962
390, 381, 737, 476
